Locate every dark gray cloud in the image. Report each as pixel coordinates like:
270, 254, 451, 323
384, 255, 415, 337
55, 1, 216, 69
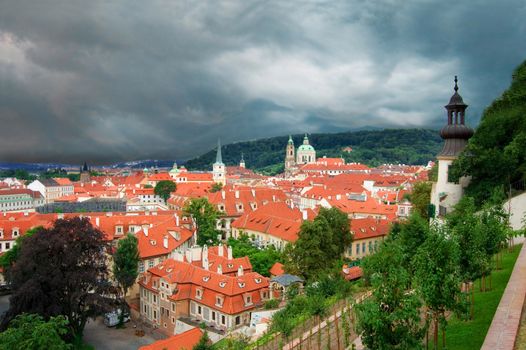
0, 0, 525, 164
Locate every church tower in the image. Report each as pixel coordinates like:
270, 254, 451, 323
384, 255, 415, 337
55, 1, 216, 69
80, 162, 91, 184
213, 139, 226, 185
284, 135, 296, 176
239, 153, 246, 168
430, 76, 474, 218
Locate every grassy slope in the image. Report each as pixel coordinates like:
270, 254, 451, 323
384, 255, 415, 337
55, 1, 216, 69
444, 244, 522, 350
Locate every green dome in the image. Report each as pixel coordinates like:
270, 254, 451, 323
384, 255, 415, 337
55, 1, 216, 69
298, 144, 315, 151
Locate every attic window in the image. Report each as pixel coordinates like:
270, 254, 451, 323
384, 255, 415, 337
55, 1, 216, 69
195, 288, 203, 299
159, 265, 164, 270
150, 240, 157, 246
227, 263, 234, 268
238, 282, 245, 288
219, 281, 227, 288
12, 229, 19, 237
371, 226, 376, 231
254, 278, 262, 284
215, 296, 223, 307
203, 276, 210, 282
166, 268, 173, 273
360, 228, 366, 233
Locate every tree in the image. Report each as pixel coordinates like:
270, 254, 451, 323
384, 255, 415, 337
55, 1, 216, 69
154, 180, 177, 203
0, 314, 71, 350
388, 213, 429, 277
284, 207, 352, 281
210, 182, 223, 193
409, 181, 432, 219
316, 207, 353, 258
286, 219, 332, 280
0, 217, 116, 342
452, 60, 526, 206
0, 227, 40, 283
413, 225, 464, 349
356, 241, 426, 350
113, 234, 140, 298
184, 197, 222, 246
227, 235, 282, 277
193, 331, 212, 350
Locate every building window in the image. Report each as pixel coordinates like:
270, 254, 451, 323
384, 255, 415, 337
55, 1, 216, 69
153, 310, 157, 320
139, 261, 144, 273
148, 260, 154, 268
198, 305, 202, 315
362, 243, 366, 253
221, 315, 226, 325
235, 316, 241, 325
368, 242, 373, 252
153, 295, 157, 303
172, 317, 175, 324
196, 289, 203, 300
355, 243, 359, 255
172, 303, 176, 312
5, 243, 10, 250
212, 312, 216, 321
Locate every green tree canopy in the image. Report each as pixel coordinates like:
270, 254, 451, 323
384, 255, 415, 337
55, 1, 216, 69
409, 181, 432, 219
356, 241, 426, 349
184, 197, 222, 246
0, 226, 41, 283
154, 180, 177, 203
193, 331, 212, 350
284, 207, 352, 280
452, 59, 526, 205
113, 233, 140, 298
0, 314, 71, 350
227, 234, 282, 277
413, 225, 464, 348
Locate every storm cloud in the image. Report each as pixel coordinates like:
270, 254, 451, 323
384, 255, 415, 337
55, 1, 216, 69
1, 1, 525, 164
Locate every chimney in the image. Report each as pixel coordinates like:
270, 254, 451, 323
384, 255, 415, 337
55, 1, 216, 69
217, 264, 223, 275
163, 235, 168, 249
175, 251, 184, 262
221, 190, 226, 200
251, 189, 256, 197
302, 210, 308, 221
227, 246, 233, 260
23, 211, 28, 217
218, 244, 224, 257
237, 265, 244, 276
185, 249, 192, 263
95, 217, 100, 227
175, 214, 180, 226
235, 190, 239, 199
144, 226, 148, 236
272, 195, 276, 202
203, 244, 209, 261
336, 194, 341, 200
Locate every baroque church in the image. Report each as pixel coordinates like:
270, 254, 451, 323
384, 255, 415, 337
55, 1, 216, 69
284, 134, 316, 176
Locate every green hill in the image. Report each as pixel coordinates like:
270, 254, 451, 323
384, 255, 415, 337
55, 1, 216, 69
453, 59, 526, 205
184, 129, 442, 175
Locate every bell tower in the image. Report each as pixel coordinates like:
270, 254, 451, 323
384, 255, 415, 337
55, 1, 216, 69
213, 139, 226, 185
430, 76, 474, 218
284, 135, 296, 176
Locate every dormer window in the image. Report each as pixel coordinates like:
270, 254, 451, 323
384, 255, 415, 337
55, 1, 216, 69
237, 204, 243, 211
238, 281, 245, 288
196, 288, 203, 300
254, 278, 262, 284
215, 296, 224, 308
219, 281, 227, 288
244, 294, 252, 306
116, 226, 123, 234
203, 276, 210, 282
0, 229, 3, 238
12, 228, 19, 237
218, 204, 225, 211
227, 263, 234, 269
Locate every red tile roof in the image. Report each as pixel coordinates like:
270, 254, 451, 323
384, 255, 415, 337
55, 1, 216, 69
138, 327, 203, 350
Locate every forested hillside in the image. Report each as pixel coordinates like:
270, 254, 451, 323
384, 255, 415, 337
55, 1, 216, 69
453, 59, 526, 206
184, 129, 442, 174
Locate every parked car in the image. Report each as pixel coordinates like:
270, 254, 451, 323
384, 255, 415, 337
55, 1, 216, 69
103, 309, 130, 327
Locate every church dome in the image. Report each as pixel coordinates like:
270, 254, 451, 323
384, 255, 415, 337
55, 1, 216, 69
298, 144, 315, 152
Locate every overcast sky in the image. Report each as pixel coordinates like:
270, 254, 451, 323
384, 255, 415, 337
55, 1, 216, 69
1, 1, 525, 164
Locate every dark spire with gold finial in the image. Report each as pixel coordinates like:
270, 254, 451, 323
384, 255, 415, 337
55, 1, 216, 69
439, 76, 474, 157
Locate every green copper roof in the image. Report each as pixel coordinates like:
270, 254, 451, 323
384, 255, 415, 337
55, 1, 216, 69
298, 144, 315, 151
